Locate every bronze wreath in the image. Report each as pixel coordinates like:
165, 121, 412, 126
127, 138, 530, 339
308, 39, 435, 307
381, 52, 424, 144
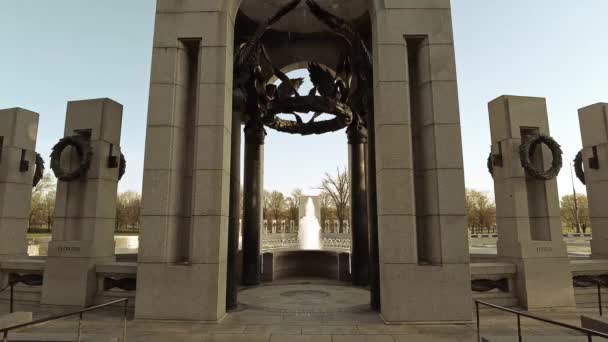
50, 136, 93, 182
487, 153, 494, 177
118, 153, 126, 181
32, 153, 45, 187
573, 274, 608, 288
519, 134, 563, 180
263, 96, 353, 135
574, 150, 585, 185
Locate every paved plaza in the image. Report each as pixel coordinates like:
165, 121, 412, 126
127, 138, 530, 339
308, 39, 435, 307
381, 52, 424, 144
1, 279, 606, 341
2, 0, 608, 340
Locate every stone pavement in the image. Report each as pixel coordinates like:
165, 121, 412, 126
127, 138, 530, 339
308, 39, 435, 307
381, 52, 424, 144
1, 280, 605, 341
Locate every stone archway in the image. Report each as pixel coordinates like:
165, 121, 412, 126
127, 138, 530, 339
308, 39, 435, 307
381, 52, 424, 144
227, 1, 377, 314
136, 0, 471, 324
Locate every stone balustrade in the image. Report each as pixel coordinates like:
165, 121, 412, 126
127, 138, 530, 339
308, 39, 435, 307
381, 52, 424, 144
260, 233, 352, 252
4, 256, 608, 311
470, 262, 518, 307
0, 259, 45, 305
94, 262, 137, 306
245, 219, 352, 234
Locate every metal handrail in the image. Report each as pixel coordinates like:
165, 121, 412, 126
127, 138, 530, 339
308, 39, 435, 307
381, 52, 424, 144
1, 298, 128, 342
573, 277, 605, 316
475, 300, 608, 342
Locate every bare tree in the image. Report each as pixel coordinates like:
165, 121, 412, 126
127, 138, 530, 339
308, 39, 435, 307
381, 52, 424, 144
465, 189, 496, 234
266, 191, 287, 222
285, 188, 303, 222
30, 172, 56, 231
116, 191, 141, 231
319, 191, 335, 232
319, 167, 350, 233
561, 194, 590, 233
32, 172, 55, 196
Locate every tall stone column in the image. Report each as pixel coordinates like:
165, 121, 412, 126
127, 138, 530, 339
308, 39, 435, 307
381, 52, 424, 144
241, 119, 265, 286
226, 113, 242, 310
41, 98, 122, 306
347, 121, 369, 286
0, 108, 39, 259
366, 112, 381, 310
577, 103, 608, 258
489, 95, 575, 309
371, 3, 472, 320
135, 1, 234, 321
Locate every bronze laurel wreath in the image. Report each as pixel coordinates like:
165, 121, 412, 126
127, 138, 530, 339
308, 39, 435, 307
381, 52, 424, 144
118, 153, 126, 181
519, 135, 563, 180
574, 150, 585, 185
50, 136, 93, 182
32, 153, 45, 187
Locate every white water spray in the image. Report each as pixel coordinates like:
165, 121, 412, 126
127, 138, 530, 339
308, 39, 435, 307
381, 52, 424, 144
298, 197, 322, 250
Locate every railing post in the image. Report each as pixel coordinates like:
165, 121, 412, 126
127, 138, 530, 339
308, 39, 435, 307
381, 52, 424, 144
9, 282, 14, 314
123, 299, 128, 342
77, 312, 83, 342
598, 281, 603, 316
517, 313, 522, 342
476, 301, 480, 342
588, 332, 593, 342
3, 330, 7, 342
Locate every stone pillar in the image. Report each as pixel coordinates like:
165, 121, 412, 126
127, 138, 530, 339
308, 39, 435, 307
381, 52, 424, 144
338, 252, 351, 282
366, 98, 381, 310
135, 1, 235, 321
226, 113, 241, 310
347, 121, 370, 286
261, 252, 274, 282
578, 103, 608, 257
371, 2, 471, 322
489, 95, 575, 309
41, 98, 122, 306
241, 119, 265, 286
0, 108, 39, 259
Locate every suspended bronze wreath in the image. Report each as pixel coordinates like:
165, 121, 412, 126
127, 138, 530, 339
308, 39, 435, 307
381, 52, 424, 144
50, 136, 93, 182
573, 274, 608, 288
233, 0, 371, 137
263, 96, 353, 135
32, 153, 45, 187
519, 135, 563, 180
487, 153, 494, 177
118, 153, 126, 181
574, 150, 585, 185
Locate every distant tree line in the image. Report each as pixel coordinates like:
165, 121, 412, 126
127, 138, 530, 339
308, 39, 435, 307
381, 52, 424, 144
28, 171, 592, 236
560, 194, 590, 234
29, 172, 141, 233
261, 168, 350, 233
465, 189, 497, 234
464, 188, 592, 235
29, 173, 56, 231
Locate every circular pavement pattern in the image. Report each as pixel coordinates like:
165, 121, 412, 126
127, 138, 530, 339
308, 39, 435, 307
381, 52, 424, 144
238, 283, 370, 314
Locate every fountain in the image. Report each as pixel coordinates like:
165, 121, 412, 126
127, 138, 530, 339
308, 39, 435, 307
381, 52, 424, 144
298, 197, 322, 250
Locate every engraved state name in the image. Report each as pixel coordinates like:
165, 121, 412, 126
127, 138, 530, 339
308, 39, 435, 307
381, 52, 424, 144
56, 246, 81, 252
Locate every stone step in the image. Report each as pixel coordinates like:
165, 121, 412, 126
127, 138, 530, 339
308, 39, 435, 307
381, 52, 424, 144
3, 332, 119, 341
482, 336, 599, 342
0, 312, 33, 330
581, 314, 608, 334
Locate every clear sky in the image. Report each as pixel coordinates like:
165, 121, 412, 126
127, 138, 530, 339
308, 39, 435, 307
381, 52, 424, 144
1, 1, 607, 198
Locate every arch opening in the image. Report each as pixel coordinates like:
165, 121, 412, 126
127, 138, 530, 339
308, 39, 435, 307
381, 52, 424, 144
226, 0, 379, 314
